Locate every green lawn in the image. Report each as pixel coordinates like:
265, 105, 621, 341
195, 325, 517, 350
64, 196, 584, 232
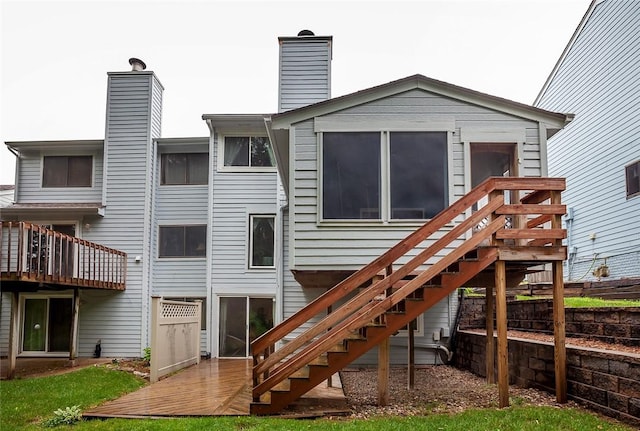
515, 295, 640, 308
1, 366, 635, 430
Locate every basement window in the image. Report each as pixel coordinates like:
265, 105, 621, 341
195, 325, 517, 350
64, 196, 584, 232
626, 160, 640, 199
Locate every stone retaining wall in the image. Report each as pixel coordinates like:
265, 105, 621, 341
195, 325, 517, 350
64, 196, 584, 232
459, 297, 640, 347
455, 330, 640, 427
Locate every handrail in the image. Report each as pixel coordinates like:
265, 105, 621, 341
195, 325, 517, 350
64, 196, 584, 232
0, 221, 127, 290
251, 176, 566, 402
254, 195, 504, 377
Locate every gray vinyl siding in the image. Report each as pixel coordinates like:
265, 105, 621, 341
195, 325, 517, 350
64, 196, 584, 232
152, 184, 208, 296
210, 133, 279, 297
15, 149, 103, 203
279, 38, 331, 112
536, 0, 640, 280
76, 72, 163, 357
0, 293, 10, 355
290, 89, 540, 271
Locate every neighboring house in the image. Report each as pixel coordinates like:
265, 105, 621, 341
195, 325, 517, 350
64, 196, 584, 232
535, 0, 640, 281
1, 31, 571, 376
0, 185, 15, 207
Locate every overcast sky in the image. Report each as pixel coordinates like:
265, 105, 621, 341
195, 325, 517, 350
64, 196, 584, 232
1, 0, 591, 185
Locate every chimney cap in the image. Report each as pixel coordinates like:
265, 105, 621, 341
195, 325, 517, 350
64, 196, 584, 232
297, 29, 315, 37
128, 57, 147, 71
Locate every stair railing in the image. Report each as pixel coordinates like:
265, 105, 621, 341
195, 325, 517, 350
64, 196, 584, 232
252, 176, 565, 400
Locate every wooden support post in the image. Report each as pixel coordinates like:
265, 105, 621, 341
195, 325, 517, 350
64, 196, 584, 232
407, 320, 415, 389
327, 304, 333, 388
552, 260, 567, 403
7, 291, 19, 380
485, 285, 495, 384
69, 288, 80, 363
495, 260, 509, 408
378, 338, 390, 406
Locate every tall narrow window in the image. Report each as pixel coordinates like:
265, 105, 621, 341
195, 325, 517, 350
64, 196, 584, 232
626, 161, 640, 199
390, 132, 447, 219
159, 225, 206, 257
224, 137, 275, 168
250, 215, 275, 268
322, 132, 381, 219
161, 153, 208, 185
43, 156, 92, 187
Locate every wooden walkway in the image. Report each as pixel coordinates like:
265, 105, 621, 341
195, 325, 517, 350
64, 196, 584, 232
84, 358, 348, 418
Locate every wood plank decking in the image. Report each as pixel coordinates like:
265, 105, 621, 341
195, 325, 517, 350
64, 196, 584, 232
84, 359, 347, 418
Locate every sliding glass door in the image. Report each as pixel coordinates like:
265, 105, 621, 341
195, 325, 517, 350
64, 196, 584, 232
219, 297, 273, 358
22, 296, 73, 354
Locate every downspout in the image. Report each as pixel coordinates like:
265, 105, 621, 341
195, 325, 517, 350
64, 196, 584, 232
205, 118, 215, 357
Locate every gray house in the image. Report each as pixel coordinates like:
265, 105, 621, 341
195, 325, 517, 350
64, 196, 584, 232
535, 0, 640, 281
2, 31, 571, 382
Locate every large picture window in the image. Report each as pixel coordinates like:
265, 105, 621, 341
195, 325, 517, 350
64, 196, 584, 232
390, 132, 447, 219
322, 131, 447, 220
159, 225, 206, 258
626, 160, 640, 199
161, 153, 208, 185
224, 137, 275, 168
43, 156, 92, 187
323, 132, 381, 219
250, 215, 275, 268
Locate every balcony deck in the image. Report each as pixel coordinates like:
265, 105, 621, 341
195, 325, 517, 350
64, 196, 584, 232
0, 221, 126, 291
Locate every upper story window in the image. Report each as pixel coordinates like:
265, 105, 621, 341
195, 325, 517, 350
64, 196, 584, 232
223, 136, 275, 169
322, 131, 448, 221
249, 215, 275, 268
159, 225, 206, 258
42, 156, 92, 187
161, 153, 208, 185
626, 160, 640, 199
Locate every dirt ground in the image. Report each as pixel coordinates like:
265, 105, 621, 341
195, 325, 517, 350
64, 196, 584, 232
340, 365, 574, 418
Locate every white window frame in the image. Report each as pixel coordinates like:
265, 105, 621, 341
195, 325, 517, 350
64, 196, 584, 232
248, 214, 276, 269
217, 134, 277, 173
318, 129, 453, 224
394, 314, 425, 338
159, 152, 209, 186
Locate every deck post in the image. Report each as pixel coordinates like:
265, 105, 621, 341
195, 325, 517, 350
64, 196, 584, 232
69, 288, 80, 363
494, 260, 509, 408
378, 337, 390, 406
485, 285, 495, 384
407, 320, 415, 389
7, 291, 19, 379
552, 261, 567, 403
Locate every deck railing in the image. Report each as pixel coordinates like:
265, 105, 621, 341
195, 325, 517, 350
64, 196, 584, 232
251, 176, 567, 402
0, 221, 127, 290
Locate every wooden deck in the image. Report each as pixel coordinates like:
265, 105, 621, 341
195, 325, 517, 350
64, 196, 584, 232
84, 359, 348, 418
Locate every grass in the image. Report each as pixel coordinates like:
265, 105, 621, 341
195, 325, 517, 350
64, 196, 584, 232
1, 367, 635, 431
515, 295, 640, 308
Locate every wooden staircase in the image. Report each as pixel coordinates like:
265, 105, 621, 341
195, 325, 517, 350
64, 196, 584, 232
250, 177, 567, 415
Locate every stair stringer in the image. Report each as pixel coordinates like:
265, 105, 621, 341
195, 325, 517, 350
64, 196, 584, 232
251, 246, 499, 415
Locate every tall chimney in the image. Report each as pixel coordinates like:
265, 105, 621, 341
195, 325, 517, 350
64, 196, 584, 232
278, 30, 332, 113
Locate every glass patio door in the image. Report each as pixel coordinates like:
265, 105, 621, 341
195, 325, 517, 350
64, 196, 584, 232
218, 297, 273, 358
22, 297, 72, 353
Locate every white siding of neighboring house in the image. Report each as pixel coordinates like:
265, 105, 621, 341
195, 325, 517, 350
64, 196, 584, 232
77, 71, 163, 357
289, 89, 541, 271
14, 148, 104, 203
535, 0, 640, 280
